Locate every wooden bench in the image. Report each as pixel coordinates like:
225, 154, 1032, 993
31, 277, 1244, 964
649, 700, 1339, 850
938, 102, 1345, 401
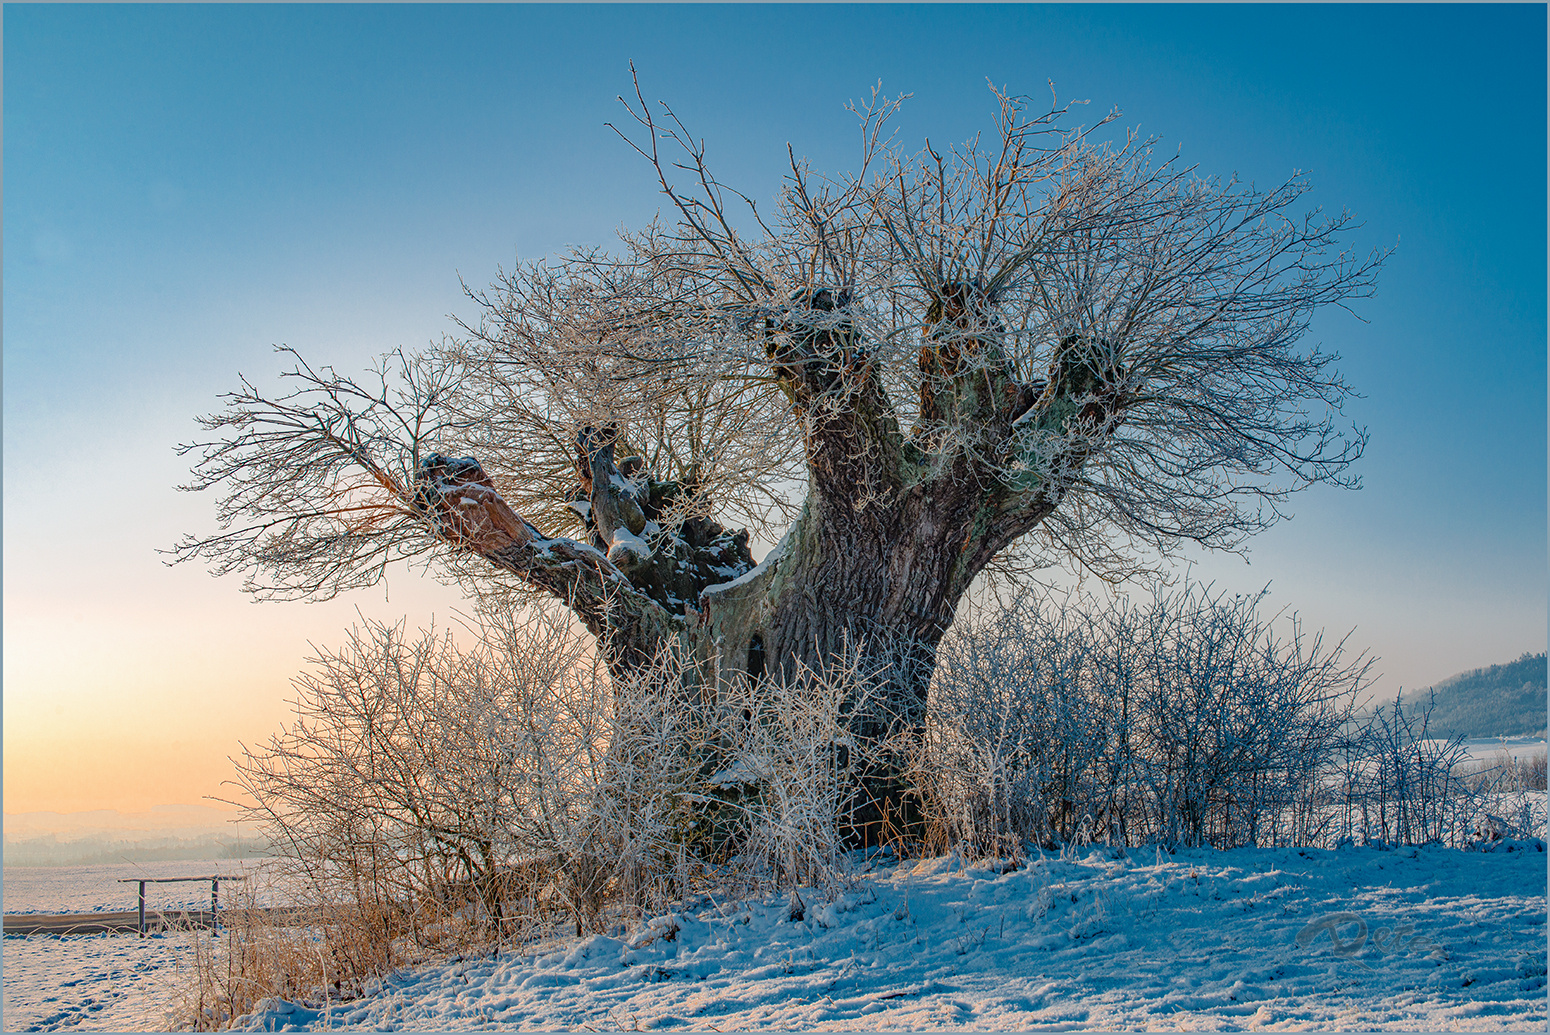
116, 875, 248, 937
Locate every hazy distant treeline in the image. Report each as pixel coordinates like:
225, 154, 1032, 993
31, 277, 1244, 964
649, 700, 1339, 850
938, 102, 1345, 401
1399, 652, 1547, 739
3, 834, 272, 867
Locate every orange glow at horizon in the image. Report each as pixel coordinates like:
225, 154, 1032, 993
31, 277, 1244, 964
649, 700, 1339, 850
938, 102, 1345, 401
3, 568, 474, 817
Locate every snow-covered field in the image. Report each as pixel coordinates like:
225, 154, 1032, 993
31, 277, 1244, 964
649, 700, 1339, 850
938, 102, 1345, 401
3, 860, 283, 915
5, 844, 1544, 1032
229, 841, 1545, 1032
3, 930, 193, 1032
2, 860, 289, 1032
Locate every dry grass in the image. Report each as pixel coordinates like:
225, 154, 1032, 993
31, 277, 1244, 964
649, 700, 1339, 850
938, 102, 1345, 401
172, 865, 432, 1031
179, 912, 330, 1031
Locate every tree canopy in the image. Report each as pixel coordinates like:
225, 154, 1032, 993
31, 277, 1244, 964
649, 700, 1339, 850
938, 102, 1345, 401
176, 79, 1382, 702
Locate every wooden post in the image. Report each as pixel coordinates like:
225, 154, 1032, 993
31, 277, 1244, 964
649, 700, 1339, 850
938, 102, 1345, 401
116, 874, 247, 935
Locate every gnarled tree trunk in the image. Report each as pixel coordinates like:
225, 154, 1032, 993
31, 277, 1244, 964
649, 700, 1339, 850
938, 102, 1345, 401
413, 287, 1111, 842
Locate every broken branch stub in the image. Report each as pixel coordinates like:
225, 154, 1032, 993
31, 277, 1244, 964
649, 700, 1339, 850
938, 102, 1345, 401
414, 454, 538, 555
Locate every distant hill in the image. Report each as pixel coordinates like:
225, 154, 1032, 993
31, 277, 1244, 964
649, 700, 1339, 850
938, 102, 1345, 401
3, 833, 272, 867
1396, 652, 1547, 739
2, 804, 271, 867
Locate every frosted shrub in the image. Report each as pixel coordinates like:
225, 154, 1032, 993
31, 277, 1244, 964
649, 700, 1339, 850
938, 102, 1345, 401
706, 647, 882, 905
931, 595, 1113, 854
229, 618, 515, 946
583, 640, 709, 920
1133, 585, 1360, 848
473, 607, 706, 935
230, 602, 708, 951
1335, 694, 1547, 847
228, 600, 902, 1004
932, 583, 1543, 853
1331, 691, 1472, 847
928, 583, 1368, 851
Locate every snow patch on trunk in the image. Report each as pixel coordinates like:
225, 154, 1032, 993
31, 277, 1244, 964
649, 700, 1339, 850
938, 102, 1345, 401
702, 522, 794, 597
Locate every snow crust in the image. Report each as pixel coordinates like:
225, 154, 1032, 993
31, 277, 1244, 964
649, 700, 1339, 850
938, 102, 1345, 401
220, 841, 1546, 1032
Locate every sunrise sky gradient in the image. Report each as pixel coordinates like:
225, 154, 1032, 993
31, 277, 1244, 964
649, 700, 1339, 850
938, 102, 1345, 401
5, 4, 1545, 816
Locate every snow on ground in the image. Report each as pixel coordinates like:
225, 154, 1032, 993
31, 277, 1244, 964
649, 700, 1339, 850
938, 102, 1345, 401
2, 931, 192, 1032
2, 860, 291, 1032
225, 841, 1547, 1032
1460, 738, 1547, 765
4, 845, 1541, 1032
4, 860, 285, 915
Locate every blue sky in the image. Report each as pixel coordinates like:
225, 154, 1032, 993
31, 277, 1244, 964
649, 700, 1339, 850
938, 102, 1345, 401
4, 4, 1545, 812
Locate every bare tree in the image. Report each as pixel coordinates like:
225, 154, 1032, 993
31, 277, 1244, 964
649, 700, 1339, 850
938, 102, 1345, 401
177, 77, 1382, 833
